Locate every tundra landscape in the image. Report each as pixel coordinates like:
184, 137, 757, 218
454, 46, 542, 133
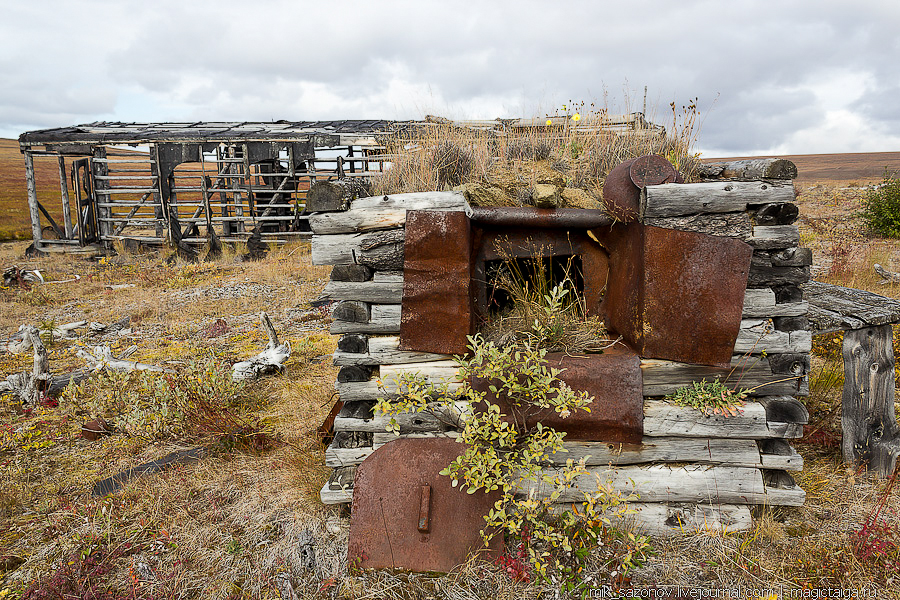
1, 135, 900, 598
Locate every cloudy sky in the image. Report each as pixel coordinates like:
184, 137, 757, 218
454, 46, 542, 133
2, 0, 899, 157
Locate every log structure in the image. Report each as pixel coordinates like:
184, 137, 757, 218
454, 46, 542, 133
311, 158, 812, 537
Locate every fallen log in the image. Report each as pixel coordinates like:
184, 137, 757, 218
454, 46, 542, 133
875, 263, 900, 284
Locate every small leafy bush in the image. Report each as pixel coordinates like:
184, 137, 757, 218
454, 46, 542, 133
859, 171, 900, 237
375, 335, 651, 589
666, 378, 748, 416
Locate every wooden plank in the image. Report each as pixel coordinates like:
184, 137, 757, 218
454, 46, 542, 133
325, 444, 374, 467
334, 407, 458, 433
311, 230, 405, 267
372, 431, 459, 449
380, 360, 462, 385
805, 281, 900, 335
747, 225, 800, 250
23, 151, 42, 247
758, 439, 804, 471
332, 336, 452, 366
319, 466, 356, 504
308, 191, 467, 234
335, 379, 464, 403
549, 437, 761, 468
642, 181, 794, 218
519, 465, 768, 504
330, 306, 401, 334
322, 280, 403, 303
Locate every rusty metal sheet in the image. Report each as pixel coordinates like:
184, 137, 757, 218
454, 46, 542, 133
641, 226, 751, 367
399, 210, 473, 355
598, 223, 751, 368
348, 437, 502, 572
629, 154, 678, 188
471, 345, 643, 443
467, 207, 613, 229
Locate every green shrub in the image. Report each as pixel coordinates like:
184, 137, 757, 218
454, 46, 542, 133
859, 171, 900, 237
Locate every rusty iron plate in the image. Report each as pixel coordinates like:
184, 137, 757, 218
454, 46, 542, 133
471, 344, 643, 443
641, 226, 751, 367
348, 437, 502, 572
598, 223, 751, 368
602, 155, 679, 222
399, 210, 474, 355
629, 154, 678, 188
602, 157, 641, 222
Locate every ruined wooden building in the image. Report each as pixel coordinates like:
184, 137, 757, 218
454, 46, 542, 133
310, 156, 814, 552
17, 120, 396, 251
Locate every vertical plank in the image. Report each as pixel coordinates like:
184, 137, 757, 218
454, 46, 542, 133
842, 325, 900, 476
93, 146, 110, 241
23, 151, 42, 248
57, 155, 74, 239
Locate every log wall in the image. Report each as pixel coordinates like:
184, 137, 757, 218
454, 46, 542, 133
310, 162, 809, 536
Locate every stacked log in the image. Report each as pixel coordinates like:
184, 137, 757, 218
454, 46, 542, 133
310, 160, 809, 536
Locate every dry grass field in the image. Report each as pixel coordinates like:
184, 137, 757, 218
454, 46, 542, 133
1, 139, 900, 598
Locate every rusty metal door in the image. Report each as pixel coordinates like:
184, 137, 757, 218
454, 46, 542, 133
348, 437, 502, 572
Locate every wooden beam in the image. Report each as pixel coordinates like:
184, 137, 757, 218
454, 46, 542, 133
57, 155, 74, 239
23, 151, 42, 247
642, 181, 794, 218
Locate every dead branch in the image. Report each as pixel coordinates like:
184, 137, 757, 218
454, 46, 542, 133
875, 263, 900, 284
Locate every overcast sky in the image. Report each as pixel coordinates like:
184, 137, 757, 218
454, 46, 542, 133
2, 0, 899, 157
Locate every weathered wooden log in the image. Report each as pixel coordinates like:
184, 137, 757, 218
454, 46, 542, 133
735, 322, 811, 354
761, 470, 806, 505
308, 191, 467, 234
322, 279, 403, 303
766, 353, 810, 376
643, 401, 802, 439
334, 407, 455, 433
319, 466, 356, 504
372, 430, 459, 449
337, 365, 375, 383
330, 304, 401, 334
337, 333, 369, 354
78, 345, 169, 373
758, 439, 804, 471
805, 281, 900, 335
336, 400, 375, 421
311, 230, 405, 266
697, 159, 798, 181
3, 326, 49, 404
549, 437, 761, 468
875, 263, 900, 284
519, 465, 772, 505
305, 179, 372, 213
756, 396, 809, 424
841, 325, 900, 476
330, 264, 372, 282
746, 225, 800, 249
774, 316, 809, 332
642, 181, 795, 218
753, 202, 800, 225
621, 503, 752, 537
774, 284, 804, 304
333, 335, 451, 366
640, 356, 799, 397
771, 247, 812, 267
742, 287, 808, 318
643, 212, 752, 239
332, 301, 369, 323
748, 264, 810, 287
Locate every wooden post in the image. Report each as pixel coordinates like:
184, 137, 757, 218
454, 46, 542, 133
93, 146, 111, 242
842, 325, 900, 476
57, 155, 74, 239
23, 151, 42, 248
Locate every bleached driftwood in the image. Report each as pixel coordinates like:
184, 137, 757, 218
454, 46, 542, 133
3, 320, 88, 353
232, 312, 291, 381
875, 263, 900, 284
641, 181, 794, 218
2, 326, 50, 404
77, 345, 169, 373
